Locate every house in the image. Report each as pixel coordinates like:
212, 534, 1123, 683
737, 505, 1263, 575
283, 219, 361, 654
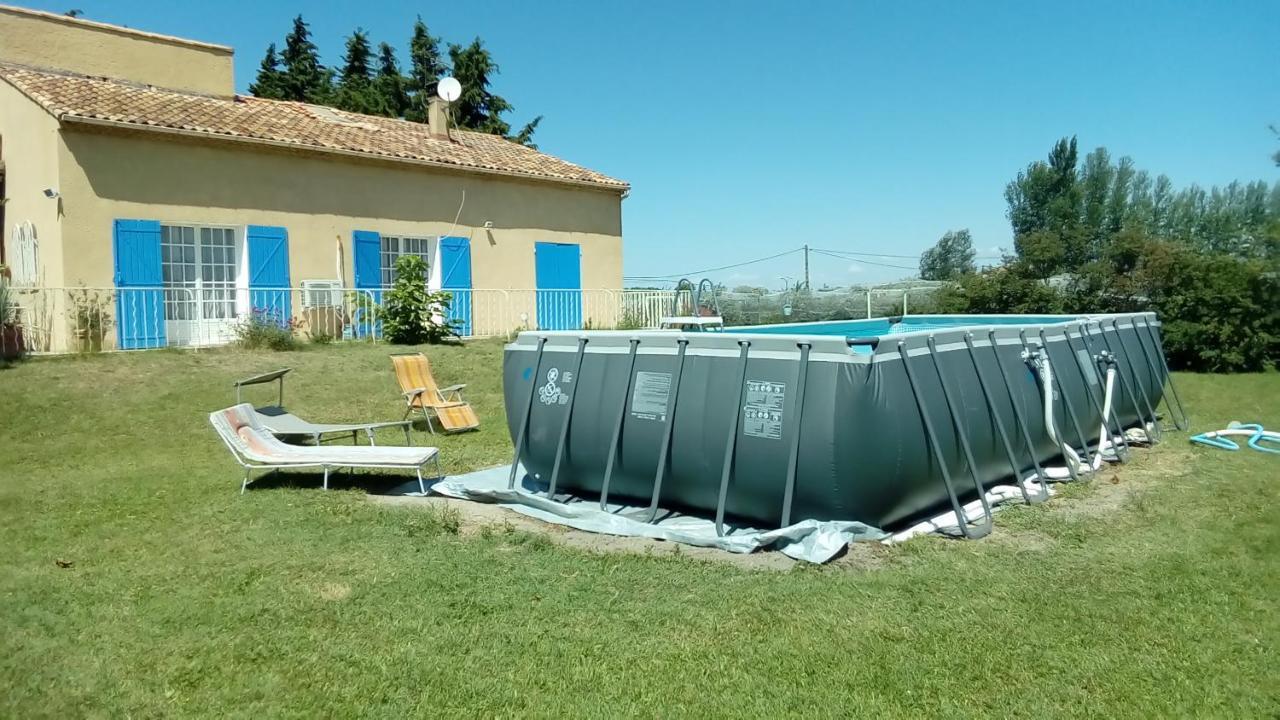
0, 4, 628, 351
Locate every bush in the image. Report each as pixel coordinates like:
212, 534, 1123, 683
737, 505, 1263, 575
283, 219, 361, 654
234, 308, 299, 351
935, 239, 1277, 372
380, 255, 458, 345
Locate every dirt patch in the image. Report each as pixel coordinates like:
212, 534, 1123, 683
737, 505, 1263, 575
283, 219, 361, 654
316, 582, 351, 601
370, 494, 799, 571
1052, 440, 1194, 522
370, 438, 1191, 570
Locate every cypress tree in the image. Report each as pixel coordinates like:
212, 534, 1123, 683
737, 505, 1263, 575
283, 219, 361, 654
372, 42, 410, 118
248, 43, 288, 100
404, 17, 447, 123
335, 29, 378, 114
281, 15, 331, 103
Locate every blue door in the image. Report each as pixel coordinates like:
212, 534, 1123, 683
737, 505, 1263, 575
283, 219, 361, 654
534, 242, 581, 330
352, 230, 382, 337
112, 219, 166, 349
247, 225, 291, 327
439, 236, 472, 336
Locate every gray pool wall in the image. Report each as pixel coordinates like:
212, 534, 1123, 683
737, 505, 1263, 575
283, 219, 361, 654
502, 313, 1168, 530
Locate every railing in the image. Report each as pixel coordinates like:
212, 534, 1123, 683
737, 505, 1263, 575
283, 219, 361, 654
2, 283, 949, 356
1, 286, 688, 355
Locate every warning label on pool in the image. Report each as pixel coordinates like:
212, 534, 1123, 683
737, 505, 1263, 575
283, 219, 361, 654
631, 371, 672, 421
744, 381, 786, 440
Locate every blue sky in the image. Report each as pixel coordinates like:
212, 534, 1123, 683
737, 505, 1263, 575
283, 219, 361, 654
26, 1, 1279, 287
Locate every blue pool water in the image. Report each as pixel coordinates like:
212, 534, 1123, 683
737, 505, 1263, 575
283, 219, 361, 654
726, 314, 1077, 339
724, 315, 1082, 353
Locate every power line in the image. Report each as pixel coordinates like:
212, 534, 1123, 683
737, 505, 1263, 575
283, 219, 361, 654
813, 246, 1004, 261
624, 247, 805, 281
809, 248, 919, 271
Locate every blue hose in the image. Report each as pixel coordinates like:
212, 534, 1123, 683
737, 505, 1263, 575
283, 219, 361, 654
1190, 423, 1279, 455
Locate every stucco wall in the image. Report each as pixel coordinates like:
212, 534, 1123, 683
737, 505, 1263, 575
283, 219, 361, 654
0, 79, 63, 289
0, 6, 234, 97
56, 127, 623, 297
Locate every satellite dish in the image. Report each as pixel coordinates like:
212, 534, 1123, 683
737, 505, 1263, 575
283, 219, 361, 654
437, 77, 462, 102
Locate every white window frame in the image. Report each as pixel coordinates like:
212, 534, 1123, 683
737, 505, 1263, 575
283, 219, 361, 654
380, 234, 436, 286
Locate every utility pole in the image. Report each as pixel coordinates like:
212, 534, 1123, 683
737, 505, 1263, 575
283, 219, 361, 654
803, 244, 810, 291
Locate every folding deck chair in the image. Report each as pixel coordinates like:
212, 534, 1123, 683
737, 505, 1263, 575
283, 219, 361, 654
210, 404, 440, 493
235, 368, 413, 445
390, 353, 480, 434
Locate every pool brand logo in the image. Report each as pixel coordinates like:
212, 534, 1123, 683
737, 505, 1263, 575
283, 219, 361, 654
539, 368, 570, 406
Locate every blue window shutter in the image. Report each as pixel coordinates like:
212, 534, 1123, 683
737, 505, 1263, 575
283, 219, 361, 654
247, 225, 291, 326
439, 236, 472, 336
112, 219, 166, 349
534, 242, 581, 330
352, 230, 381, 289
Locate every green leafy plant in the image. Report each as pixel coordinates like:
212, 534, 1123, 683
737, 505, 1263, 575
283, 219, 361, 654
380, 255, 457, 344
233, 308, 300, 351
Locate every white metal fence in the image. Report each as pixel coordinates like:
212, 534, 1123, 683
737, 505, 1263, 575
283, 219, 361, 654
1, 286, 690, 355
1, 283, 947, 356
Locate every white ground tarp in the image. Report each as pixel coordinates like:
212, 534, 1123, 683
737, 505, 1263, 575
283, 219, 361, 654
428, 464, 886, 564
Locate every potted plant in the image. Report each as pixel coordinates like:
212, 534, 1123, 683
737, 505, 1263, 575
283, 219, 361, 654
0, 278, 24, 360
70, 288, 113, 353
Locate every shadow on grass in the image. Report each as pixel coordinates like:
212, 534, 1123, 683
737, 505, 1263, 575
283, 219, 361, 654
245, 469, 443, 495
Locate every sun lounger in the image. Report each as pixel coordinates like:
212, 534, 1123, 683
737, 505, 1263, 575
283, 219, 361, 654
235, 368, 412, 445
210, 403, 440, 494
390, 353, 480, 433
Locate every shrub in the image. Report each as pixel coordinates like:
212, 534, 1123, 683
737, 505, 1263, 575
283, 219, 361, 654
935, 239, 1277, 372
234, 308, 299, 351
380, 255, 458, 345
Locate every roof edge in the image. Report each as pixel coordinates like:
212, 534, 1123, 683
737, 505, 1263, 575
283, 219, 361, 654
0, 5, 233, 54
61, 115, 631, 194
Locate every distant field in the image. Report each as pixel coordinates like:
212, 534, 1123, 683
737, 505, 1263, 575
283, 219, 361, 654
1, 341, 1276, 717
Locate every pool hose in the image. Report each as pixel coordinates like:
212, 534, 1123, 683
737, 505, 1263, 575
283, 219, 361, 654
1190, 423, 1279, 454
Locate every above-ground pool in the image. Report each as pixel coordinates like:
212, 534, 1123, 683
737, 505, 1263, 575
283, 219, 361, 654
502, 313, 1174, 534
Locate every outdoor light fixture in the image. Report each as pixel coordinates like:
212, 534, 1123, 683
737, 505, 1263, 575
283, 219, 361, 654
483, 221, 494, 229
42, 188, 59, 199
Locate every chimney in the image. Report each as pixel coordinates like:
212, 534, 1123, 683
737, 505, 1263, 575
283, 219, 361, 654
428, 97, 450, 139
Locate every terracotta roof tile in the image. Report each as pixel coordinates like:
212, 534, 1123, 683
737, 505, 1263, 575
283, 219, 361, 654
0, 63, 628, 191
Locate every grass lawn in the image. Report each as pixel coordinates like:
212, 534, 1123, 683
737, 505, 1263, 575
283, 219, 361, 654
1, 339, 1277, 717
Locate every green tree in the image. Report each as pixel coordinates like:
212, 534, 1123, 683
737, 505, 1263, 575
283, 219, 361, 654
449, 38, 541, 146
281, 15, 331, 103
404, 17, 447, 123
334, 29, 379, 114
919, 229, 977, 280
372, 42, 410, 118
248, 43, 288, 100
1005, 136, 1083, 272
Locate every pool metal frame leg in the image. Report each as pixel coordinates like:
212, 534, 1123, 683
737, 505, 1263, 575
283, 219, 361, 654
1038, 329, 1096, 474
715, 340, 752, 536
508, 336, 548, 490
963, 333, 1045, 504
1134, 316, 1188, 431
547, 337, 589, 499
1139, 315, 1188, 428
1063, 324, 1128, 462
1075, 324, 1132, 462
1091, 322, 1150, 442
1019, 332, 1080, 483
644, 338, 690, 523
1109, 319, 1162, 442
898, 339, 992, 539
779, 342, 812, 528
987, 331, 1051, 503
600, 338, 641, 511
